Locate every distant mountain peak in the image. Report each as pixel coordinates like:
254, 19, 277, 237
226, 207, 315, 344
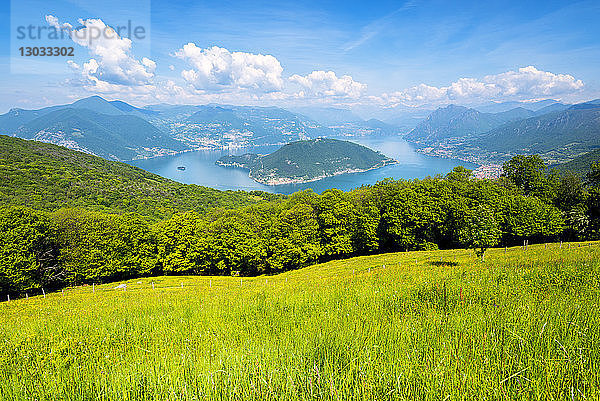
569, 99, 600, 110
406, 103, 536, 143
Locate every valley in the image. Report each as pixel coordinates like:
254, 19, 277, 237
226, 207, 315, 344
2, 95, 599, 172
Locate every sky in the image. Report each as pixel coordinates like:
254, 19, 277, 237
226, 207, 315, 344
0, 0, 599, 114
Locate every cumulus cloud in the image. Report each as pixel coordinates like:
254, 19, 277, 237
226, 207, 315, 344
379, 66, 584, 107
45, 15, 72, 31
289, 70, 367, 99
483, 66, 584, 98
46, 15, 156, 91
42, 18, 587, 110
173, 44, 284, 93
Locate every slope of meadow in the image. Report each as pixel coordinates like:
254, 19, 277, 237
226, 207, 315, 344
1, 242, 599, 400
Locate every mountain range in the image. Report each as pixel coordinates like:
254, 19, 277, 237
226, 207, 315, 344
0, 97, 338, 160
182, 104, 332, 145
473, 106, 600, 158
15, 107, 187, 161
0, 96, 185, 160
405, 100, 600, 164
0, 96, 412, 162
468, 99, 566, 114
289, 106, 364, 126
1, 95, 599, 166
405, 104, 537, 143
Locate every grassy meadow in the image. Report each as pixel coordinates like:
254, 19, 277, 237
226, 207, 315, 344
1, 242, 599, 400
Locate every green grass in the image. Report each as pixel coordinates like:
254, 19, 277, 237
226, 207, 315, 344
1, 242, 599, 400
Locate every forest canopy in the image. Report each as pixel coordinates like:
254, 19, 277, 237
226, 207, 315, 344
3, 153, 599, 296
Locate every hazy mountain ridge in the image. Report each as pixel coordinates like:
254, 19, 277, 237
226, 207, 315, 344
473, 106, 600, 155
405, 104, 535, 143
0, 97, 186, 161
14, 107, 187, 161
289, 106, 364, 126
471, 99, 564, 113
408, 100, 600, 164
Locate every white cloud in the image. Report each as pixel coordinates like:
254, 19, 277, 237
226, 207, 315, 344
46, 15, 156, 90
379, 66, 584, 107
45, 15, 72, 31
483, 66, 584, 98
173, 44, 284, 93
289, 70, 367, 99
41, 19, 588, 111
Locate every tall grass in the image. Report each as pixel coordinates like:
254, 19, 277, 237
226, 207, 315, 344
1, 242, 599, 400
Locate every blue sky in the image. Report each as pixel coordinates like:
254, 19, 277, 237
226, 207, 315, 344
0, 0, 598, 113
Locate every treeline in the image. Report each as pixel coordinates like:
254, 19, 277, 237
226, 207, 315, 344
2, 155, 600, 297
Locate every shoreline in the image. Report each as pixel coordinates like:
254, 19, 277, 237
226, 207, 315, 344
218, 159, 398, 186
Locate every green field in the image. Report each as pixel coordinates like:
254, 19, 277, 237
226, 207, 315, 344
1, 242, 599, 400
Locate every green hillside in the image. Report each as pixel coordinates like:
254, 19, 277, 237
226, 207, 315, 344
15, 108, 188, 161
0, 135, 273, 220
185, 105, 333, 145
0, 96, 190, 161
554, 148, 600, 175
216, 138, 396, 184
405, 104, 535, 142
474, 107, 600, 155
2, 242, 599, 399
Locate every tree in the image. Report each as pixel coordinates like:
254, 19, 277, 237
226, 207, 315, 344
445, 166, 472, 182
155, 211, 205, 274
315, 189, 357, 258
502, 155, 557, 198
0, 206, 60, 294
584, 162, 600, 238
378, 179, 449, 251
458, 205, 501, 261
499, 195, 564, 243
564, 205, 589, 240
586, 186, 600, 239
556, 171, 586, 211
52, 209, 158, 284
347, 188, 380, 254
586, 162, 600, 187
267, 203, 321, 271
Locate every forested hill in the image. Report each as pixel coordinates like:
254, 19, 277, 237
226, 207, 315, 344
405, 104, 536, 142
0, 135, 276, 220
216, 138, 396, 185
555, 149, 600, 175
471, 107, 600, 155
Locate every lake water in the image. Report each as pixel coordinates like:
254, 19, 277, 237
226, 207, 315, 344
128, 137, 478, 195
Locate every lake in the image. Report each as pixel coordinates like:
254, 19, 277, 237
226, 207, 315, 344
128, 137, 478, 195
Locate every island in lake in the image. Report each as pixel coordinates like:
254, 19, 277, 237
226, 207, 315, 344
215, 138, 397, 185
